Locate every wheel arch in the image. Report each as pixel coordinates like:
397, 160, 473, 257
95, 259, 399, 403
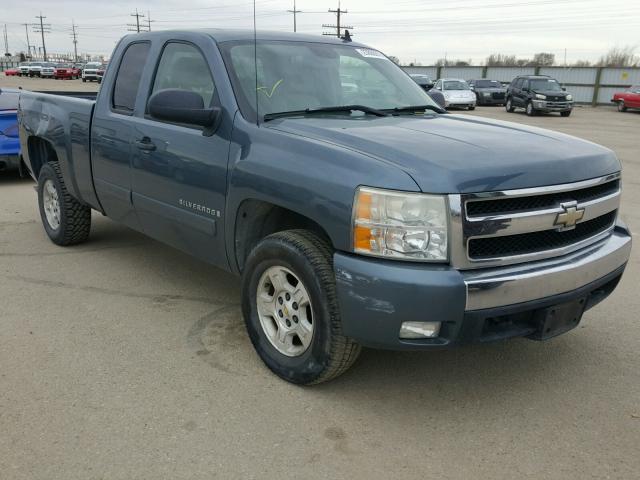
232, 199, 335, 274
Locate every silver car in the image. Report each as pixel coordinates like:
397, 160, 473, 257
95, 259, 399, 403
432, 78, 476, 110
41, 63, 56, 78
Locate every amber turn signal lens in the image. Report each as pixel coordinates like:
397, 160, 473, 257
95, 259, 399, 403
356, 191, 372, 220
354, 225, 372, 251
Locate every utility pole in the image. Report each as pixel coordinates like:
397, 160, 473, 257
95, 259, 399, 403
322, 2, 353, 39
287, 0, 302, 33
33, 13, 51, 61
127, 9, 145, 33
144, 11, 155, 32
70, 21, 79, 62
3, 24, 9, 56
22, 23, 33, 58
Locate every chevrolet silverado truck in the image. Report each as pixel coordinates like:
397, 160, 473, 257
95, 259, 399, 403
18, 30, 631, 384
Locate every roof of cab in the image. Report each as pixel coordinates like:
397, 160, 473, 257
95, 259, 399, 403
129, 29, 368, 47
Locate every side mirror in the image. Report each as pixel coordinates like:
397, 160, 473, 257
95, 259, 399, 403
562, 87, 567, 91
148, 89, 218, 127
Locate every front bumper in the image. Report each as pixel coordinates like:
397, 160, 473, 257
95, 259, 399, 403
532, 100, 573, 112
334, 223, 631, 350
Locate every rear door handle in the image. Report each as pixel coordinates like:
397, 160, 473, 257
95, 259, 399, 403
135, 137, 156, 152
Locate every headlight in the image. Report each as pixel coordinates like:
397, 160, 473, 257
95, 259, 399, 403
535, 93, 547, 100
352, 187, 448, 261
566, 94, 573, 101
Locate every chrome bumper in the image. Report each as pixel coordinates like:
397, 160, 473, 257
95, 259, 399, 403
463, 224, 631, 310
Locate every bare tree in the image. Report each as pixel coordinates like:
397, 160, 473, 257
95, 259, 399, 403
532, 52, 555, 66
597, 46, 639, 67
486, 53, 519, 66
387, 55, 400, 65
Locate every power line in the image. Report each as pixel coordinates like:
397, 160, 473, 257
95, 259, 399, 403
322, 2, 353, 39
33, 13, 51, 61
287, 0, 302, 32
127, 9, 145, 33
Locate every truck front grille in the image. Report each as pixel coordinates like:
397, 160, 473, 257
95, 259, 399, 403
466, 179, 619, 216
468, 210, 616, 259
451, 174, 621, 269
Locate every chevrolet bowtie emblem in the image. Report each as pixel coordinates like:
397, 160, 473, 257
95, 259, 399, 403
555, 202, 585, 229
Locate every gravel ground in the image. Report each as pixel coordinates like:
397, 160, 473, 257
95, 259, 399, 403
1, 74, 639, 479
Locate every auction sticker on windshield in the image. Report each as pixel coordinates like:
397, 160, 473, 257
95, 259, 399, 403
355, 48, 386, 59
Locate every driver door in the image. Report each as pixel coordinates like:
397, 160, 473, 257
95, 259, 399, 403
130, 40, 231, 269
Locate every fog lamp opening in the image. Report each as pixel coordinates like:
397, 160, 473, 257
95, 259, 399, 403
399, 321, 441, 339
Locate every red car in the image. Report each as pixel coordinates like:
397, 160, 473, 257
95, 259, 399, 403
612, 86, 640, 112
3, 68, 20, 76
53, 64, 80, 80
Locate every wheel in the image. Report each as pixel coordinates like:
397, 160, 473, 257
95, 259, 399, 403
560, 110, 572, 117
526, 101, 537, 116
82, 78, 86, 82
618, 101, 627, 112
468, 105, 476, 111
505, 97, 515, 112
242, 230, 361, 385
37, 162, 91, 246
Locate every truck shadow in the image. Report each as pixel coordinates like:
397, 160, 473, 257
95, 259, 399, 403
0, 170, 33, 185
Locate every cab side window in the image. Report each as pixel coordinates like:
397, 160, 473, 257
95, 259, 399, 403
151, 42, 215, 108
112, 42, 151, 114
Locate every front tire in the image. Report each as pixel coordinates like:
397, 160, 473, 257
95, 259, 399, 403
37, 162, 91, 246
526, 101, 537, 116
505, 97, 515, 112
242, 230, 361, 385
468, 105, 476, 111
618, 101, 627, 112
560, 110, 572, 117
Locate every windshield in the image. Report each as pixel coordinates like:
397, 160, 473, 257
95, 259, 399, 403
86, 62, 101, 67
56, 64, 72, 68
443, 80, 470, 90
474, 80, 502, 88
219, 40, 438, 121
529, 78, 562, 91
629, 86, 640, 93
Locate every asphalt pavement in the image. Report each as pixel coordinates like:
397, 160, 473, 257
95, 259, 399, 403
1, 76, 639, 479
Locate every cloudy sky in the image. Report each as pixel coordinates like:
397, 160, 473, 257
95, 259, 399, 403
3, 0, 639, 64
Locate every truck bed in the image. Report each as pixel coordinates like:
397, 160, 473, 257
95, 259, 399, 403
18, 89, 101, 210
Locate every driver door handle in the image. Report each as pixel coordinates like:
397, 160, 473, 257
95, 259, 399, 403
135, 137, 156, 152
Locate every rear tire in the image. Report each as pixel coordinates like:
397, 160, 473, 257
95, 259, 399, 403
617, 101, 627, 112
37, 162, 91, 246
242, 230, 361, 385
505, 97, 515, 112
468, 105, 476, 111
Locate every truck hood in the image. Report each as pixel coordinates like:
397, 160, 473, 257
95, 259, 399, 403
267, 114, 619, 193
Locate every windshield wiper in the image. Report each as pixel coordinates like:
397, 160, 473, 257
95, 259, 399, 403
384, 105, 447, 115
263, 104, 388, 121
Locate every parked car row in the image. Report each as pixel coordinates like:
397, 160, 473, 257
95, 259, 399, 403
409, 72, 639, 116
4, 61, 107, 82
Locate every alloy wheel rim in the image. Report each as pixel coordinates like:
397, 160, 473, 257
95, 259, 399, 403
42, 179, 61, 230
256, 266, 314, 357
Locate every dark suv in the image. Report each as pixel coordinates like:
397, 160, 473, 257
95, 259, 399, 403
506, 75, 573, 117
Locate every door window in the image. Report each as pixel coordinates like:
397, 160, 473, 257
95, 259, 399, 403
112, 42, 151, 114
150, 42, 215, 108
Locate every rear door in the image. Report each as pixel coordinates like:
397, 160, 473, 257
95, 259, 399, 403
91, 41, 151, 229
512, 78, 525, 106
130, 39, 232, 269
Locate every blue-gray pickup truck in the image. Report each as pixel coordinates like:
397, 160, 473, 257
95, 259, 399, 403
18, 30, 631, 384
